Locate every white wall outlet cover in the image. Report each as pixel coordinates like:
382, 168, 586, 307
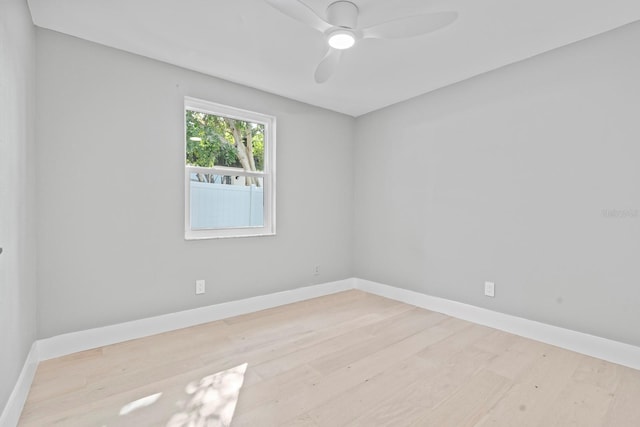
484, 281, 495, 297
195, 280, 206, 295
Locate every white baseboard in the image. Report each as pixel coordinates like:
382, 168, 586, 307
37, 278, 355, 361
0, 342, 39, 427
27, 276, 640, 368
355, 278, 640, 371
5, 276, 640, 427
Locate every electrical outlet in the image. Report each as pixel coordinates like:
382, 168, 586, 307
195, 279, 206, 295
484, 281, 495, 297
313, 265, 320, 276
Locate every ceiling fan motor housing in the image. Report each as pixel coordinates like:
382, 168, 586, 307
327, 1, 359, 29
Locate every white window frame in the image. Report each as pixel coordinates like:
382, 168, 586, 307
184, 97, 276, 239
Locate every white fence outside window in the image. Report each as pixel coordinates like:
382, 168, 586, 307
189, 180, 264, 230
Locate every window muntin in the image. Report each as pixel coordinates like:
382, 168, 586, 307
184, 98, 275, 239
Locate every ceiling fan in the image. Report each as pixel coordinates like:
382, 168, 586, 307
265, 0, 458, 83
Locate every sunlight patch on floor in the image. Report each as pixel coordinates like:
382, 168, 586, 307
119, 392, 163, 416
167, 362, 248, 427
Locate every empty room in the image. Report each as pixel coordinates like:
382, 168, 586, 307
2, 0, 640, 425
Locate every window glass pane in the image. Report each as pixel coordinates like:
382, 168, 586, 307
184, 98, 275, 239
190, 174, 264, 230
186, 110, 265, 172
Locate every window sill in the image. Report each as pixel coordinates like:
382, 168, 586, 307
184, 231, 276, 241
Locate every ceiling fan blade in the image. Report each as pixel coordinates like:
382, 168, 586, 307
265, 0, 331, 33
314, 48, 343, 83
362, 11, 458, 39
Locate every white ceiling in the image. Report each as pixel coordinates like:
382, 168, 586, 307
28, 0, 640, 117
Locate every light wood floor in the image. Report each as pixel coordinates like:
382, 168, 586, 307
19, 290, 640, 426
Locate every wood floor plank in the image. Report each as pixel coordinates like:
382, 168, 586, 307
304, 355, 436, 426
251, 303, 416, 380
538, 381, 614, 427
407, 369, 511, 427
348, 333, 498, 426
602, 366, 640, 426
18, 290, 640, 427
475, 345, 586, 427
483, 336, 552, 380
233, 321, 465, 426
307, 308, 447, 375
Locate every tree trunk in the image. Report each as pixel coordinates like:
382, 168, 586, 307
224, 118, 259, 187
246, 129, 257, 172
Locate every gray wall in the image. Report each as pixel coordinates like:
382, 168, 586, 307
20, 3, 640, 368
0, 0, 37, 412
354, 21, 640, 346
36, 29, 354, 338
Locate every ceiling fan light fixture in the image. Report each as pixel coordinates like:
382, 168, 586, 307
328, 30, 355, 49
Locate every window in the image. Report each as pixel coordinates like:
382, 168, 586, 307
184, 97, 275, 239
